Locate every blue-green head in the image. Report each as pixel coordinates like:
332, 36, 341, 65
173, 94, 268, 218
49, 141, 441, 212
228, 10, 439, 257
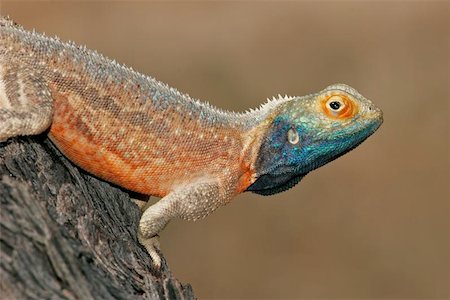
246, 84, 383, 195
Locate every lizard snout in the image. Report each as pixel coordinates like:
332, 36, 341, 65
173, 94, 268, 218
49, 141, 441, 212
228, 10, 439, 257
366, 103, 383, 124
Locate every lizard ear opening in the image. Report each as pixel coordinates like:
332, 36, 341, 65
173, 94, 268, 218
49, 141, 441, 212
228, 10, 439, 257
287, 127, 300, 145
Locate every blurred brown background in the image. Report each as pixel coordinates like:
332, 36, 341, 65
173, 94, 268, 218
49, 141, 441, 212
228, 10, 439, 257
1, 1, 448, 299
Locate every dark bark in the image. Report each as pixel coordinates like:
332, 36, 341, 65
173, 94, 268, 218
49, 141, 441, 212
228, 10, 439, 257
0, 136, 194, 300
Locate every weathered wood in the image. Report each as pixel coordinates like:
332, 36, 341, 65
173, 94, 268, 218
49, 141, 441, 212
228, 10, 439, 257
0, 136, 194, 300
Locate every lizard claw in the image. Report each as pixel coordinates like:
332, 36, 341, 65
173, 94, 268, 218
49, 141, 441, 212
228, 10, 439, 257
138, 233, 162, 268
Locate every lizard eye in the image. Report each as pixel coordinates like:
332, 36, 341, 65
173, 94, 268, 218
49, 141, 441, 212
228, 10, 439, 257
326, 96, 345, 112
287, 128, 299, 145
322, 94, 357, 119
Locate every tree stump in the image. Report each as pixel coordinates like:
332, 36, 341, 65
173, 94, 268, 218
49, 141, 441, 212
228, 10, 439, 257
0, 136, 194, 299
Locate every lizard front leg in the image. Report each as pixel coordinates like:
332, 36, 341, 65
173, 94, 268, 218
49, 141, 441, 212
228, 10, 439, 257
0, 61, 53, 142
138, 179, 229, 268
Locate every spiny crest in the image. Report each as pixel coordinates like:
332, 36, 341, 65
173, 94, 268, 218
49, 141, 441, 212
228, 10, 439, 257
0, 16, 17, 28
1, 16, 220, 116
0, 17, 296, 128
259, 94, 295, 113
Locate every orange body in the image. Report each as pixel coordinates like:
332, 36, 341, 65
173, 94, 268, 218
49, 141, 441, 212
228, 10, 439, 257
48, 84, 254, 197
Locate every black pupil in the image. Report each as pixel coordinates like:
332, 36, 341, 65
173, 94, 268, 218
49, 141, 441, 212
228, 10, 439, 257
329, 101, 341, 110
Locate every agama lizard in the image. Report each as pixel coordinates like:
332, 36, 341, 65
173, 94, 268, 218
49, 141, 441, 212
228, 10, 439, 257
0, 17, 383, 268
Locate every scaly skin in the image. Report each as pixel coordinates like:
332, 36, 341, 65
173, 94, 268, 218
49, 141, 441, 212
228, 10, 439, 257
0, 17, 383, 267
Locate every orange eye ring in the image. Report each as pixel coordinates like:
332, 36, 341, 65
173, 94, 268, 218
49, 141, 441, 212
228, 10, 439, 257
321, 94, 357, 119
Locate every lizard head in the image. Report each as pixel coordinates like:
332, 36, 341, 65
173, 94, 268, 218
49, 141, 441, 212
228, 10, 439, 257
246, 83, 383, 195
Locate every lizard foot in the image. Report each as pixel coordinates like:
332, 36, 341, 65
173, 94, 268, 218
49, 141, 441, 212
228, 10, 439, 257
138, 233, 162, 268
